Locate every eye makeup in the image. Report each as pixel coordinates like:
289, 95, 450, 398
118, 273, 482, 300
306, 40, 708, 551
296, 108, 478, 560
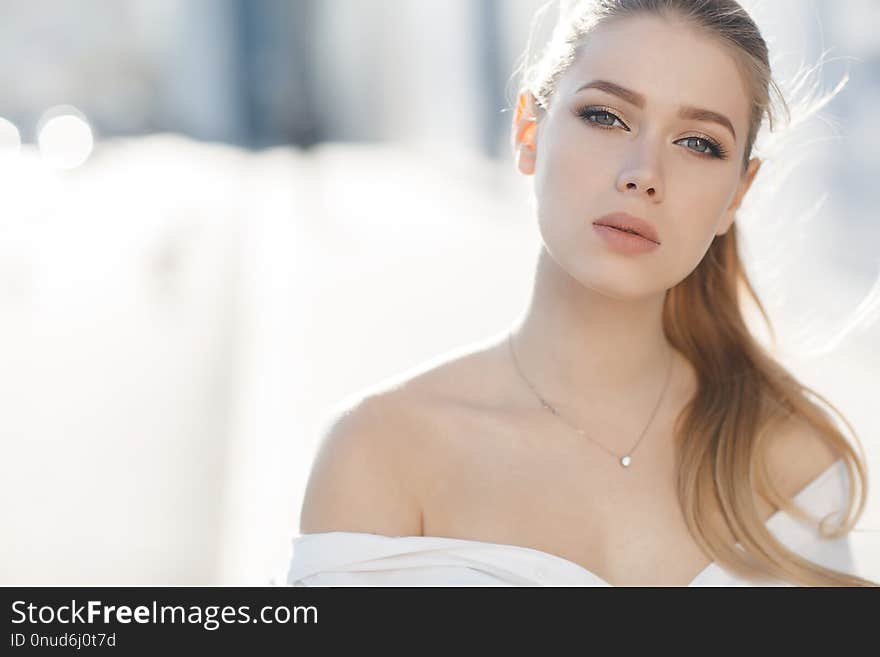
575, 104, 730, 160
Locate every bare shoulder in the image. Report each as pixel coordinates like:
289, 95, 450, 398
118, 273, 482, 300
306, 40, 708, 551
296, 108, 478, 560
764, 409, 844, 498
297, 337, 508, 538
298, 389, 425, 537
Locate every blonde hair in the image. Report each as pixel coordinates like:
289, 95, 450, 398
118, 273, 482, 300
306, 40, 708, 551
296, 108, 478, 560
510, 0, 876, 586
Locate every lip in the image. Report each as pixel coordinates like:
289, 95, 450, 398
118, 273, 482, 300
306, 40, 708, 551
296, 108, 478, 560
592, 224, 659, 254
591, 212, 660, 245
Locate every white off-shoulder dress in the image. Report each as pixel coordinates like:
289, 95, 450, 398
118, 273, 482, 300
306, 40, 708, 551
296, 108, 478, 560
287, 458, 858, 586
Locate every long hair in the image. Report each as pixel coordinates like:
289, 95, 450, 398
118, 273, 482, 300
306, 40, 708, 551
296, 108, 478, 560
510, 0, 875, 586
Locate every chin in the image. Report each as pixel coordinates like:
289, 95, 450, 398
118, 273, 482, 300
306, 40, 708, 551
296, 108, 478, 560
570, 265, 662, 301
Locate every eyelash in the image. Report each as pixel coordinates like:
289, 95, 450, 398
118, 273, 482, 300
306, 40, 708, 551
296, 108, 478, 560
576, 105, 730, 160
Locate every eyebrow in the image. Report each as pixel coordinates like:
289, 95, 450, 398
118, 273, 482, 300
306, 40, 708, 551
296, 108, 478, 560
575, 79, 737, 141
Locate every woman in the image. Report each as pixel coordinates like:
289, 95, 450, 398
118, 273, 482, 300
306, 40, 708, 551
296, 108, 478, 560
288, 0, 876, 586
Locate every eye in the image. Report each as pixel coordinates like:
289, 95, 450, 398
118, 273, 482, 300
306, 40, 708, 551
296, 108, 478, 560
576, 105, 729, 160
577, 106, 628, 130
676, 135, 729, 160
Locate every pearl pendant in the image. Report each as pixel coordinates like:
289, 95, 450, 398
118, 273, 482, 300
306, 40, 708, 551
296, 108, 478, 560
620, 455, 632, 467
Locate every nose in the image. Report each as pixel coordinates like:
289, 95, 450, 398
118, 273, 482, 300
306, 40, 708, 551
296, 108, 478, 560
616, 145, 663, 201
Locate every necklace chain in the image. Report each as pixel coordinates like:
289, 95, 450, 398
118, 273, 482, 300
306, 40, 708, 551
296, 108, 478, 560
506, 330, 674, 468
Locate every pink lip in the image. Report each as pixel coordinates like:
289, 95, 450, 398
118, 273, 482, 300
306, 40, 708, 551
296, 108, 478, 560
592, 212, 660, 245
592, 224, 659, 254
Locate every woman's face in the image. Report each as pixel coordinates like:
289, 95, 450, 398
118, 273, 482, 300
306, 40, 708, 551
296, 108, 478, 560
515, 14, 762, 299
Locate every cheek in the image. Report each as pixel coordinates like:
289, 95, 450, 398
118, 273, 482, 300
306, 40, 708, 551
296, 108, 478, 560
534, 125, 611, 222
664, 199, 731, 277
668, 228, 715, 280
674, 180, 736, 239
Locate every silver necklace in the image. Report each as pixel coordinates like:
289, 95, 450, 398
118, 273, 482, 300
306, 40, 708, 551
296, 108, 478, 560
506, 331, 674, 468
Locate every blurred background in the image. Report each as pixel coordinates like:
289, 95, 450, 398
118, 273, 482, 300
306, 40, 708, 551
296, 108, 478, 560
0, 0, 878, 585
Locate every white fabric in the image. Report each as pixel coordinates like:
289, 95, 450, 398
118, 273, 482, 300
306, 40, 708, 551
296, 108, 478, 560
287, 458, 856, 586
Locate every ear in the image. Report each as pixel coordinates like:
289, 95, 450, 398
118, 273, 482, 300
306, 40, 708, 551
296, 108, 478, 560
717, 157, 762, 236
512, 91, 539, 176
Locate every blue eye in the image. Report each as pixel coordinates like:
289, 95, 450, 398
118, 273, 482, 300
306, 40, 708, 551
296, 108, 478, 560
579, 107, 626, 129
576, 106, 729, 160
679, 136, 728, 159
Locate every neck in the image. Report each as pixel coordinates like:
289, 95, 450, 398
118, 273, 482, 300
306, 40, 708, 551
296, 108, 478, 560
509, 248, 677, 435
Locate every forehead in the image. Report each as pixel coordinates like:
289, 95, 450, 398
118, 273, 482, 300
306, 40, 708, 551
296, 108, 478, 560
558, 14, 751, 131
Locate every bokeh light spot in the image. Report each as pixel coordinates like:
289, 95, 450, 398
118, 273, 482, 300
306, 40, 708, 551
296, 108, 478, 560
37, 107, 94, 170
0, 116, 21, 161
